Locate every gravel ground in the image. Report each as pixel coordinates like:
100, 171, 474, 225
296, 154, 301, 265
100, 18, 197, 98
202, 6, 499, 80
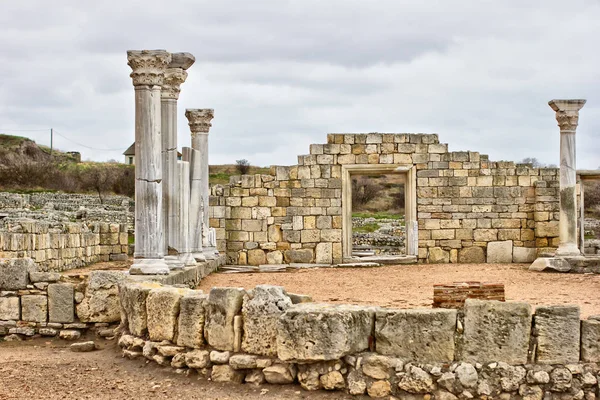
198, 263, 600, 318
0, 337, 361, 400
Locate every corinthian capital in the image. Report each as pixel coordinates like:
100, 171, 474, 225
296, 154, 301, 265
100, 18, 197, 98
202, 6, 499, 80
185, 109, 215, 135
127, 49, 172, 87
162, 68, 188, 99
162, 53, 196, 100
549, 99, 586, 132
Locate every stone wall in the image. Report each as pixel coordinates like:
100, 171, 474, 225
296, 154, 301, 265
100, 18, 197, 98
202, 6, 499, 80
0, 192, 134, 230
0, 219, 129, 272
210, 133, 562, 265
118, 281, 600, 398
0, 256, 224, 341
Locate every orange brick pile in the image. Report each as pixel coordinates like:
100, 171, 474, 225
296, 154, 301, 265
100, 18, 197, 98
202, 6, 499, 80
433, 282, 505, 308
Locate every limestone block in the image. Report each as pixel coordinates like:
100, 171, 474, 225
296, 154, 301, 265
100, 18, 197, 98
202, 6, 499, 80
48, 283, 74, 323
458, 246, 485, 263
119, 281, 160, 336
263, 364, 297, 384
146, 287, 185, 342
266, 250, 283, 264
581, 319, 600, 362
211, 364, 245, 383
242, 285, 293, 356
21, 295, 47, 323
277, 303, 375, 361
534, 305, 580, 364
204, 287, 245, 351
76, 271, 126, 323
0, 297, 20, 320
0, 258, 36, 290
29, 272, 60, 283
513, 247, 537, 263
284, 249, 313, 263
177, 292, 208, 348
375, 308, 456, 362
315, 242, 332, 264
184, 349, 210, 368
247, 249, 266, 266
460, 299, 532, 364
428, 247, 449, 263
487, 240, 513, 263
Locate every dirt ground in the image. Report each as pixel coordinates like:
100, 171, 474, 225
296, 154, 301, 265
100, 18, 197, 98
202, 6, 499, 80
0, 337, 361, 400
199, 263, 600, 318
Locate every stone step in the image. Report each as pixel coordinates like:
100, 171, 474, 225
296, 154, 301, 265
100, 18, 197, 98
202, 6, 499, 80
343, 255, 417, 265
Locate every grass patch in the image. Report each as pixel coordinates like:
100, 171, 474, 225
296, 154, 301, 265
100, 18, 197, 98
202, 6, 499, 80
354, 222, 380, 233
128, 234, 135, 245
585, 234, 597, 240
352, 211, 404, 220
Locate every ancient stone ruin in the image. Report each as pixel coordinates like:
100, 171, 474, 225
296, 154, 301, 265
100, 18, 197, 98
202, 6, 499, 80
1, 48, 600, 399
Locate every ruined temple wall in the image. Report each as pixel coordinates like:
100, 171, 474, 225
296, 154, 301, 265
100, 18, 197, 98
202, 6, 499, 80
210, 133, 561, 265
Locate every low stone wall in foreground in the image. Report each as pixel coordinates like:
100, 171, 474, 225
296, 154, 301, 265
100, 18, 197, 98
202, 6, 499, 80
118, 282, 600, 399
0, 219, 129, 272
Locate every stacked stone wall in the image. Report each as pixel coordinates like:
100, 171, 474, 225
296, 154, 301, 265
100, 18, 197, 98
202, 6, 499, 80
210, 133, 562, 264
0, 219, 129, 271
117, 281, 600, 398
0, 192, 134, 230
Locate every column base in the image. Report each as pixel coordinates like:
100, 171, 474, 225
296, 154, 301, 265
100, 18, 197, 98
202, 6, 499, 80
192, 251, 207, 262
555, 243, 582, 257
165, 255, 185, 270
129, 258, 170, 275
203, 247, 219, 260
179, 253, 198, 267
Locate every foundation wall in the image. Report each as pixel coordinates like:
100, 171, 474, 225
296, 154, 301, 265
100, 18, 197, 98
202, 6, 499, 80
117, 281, 600, 398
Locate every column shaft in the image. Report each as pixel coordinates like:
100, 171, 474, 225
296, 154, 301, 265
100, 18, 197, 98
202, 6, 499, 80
558, 131, 578, 255
133, 85, 166, 260
189, 143, 205, 258
178, 160, 196, 266
161, 98, 179, 252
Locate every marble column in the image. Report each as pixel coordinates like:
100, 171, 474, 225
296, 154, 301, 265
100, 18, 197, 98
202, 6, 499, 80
126, 49, 171, 275
185, 109, 214, 261
161, 53, 195, 270
549, 99, 586, 256
178, 160, 197, 266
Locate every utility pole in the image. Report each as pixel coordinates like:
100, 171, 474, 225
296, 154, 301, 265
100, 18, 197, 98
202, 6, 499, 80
50, 128, 53, 156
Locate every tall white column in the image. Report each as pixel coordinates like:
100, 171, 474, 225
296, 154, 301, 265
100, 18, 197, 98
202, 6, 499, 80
127, 49, 171, 275
185, 109, 214, 261
178, 160, 196, 266
549, 99, 586, 256
161, 53, 195, 256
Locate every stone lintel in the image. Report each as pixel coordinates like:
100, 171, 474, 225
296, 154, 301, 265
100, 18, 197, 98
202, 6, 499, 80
169, 52, 195, 70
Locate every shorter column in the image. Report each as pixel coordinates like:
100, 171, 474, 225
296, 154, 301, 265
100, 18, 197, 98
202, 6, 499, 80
178, 160, 197, 266
549, 99, 586, 256
185, 109, 214, 262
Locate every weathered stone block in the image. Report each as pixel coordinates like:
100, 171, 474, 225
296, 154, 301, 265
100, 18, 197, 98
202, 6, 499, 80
21, 295, 47, 323
0, 297, 20, 320
0, 258, 36, 290
375, 308, 456, 362
242, 285, 293, 356
458, 247, 485, 263
428, 247, 449, 263
460, 299, 531, 364
146, 287, 186, 342
487, 240, 513, 263
277, 303, 374, 361
185, 349, 210, 368
284, 249, 313, 263
534, 305, 580, 364
581, 319, 600, 362
211, 365, 245, 383
177, 292, 208, 348
247, 249, 266, 266
204, 287, 245, 351
48, 283, 74, 323
119, 281, 161, 336
315, 242, 332, 264
76, 271, 126, 323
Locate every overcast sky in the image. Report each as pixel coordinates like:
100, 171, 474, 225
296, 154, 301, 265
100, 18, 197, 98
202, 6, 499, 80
0, 1, 598, 168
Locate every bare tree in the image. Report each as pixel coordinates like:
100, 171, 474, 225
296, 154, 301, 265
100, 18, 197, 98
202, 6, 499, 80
235, 159, 251, 175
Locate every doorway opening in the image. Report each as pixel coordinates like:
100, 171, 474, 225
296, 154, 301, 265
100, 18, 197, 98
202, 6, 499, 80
341, 164, 417, 262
